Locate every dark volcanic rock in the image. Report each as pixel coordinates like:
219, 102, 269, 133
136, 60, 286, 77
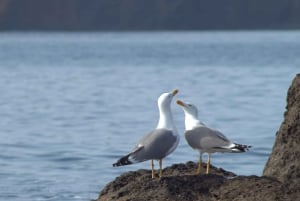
97, 162, 289, 201
98, 162, 234, 201
263, 74, 300, 193
214, 176, 286, 201
96, 74, 300, 201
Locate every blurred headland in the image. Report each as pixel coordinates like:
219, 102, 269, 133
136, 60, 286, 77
0, 0, 300, 31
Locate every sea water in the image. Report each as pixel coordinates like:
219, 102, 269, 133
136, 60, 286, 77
0, 31, 299, 201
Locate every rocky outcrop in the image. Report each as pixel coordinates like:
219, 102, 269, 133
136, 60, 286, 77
95, 74, 300, 201
98, 162, 235, 201
263, 74, 300, 192
97, 162, 288, 201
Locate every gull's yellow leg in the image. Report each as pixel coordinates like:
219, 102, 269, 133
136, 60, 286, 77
159, 159, 163, 178
206, 153, 211, 174
197, 152, 203, 174
151, 160, 155, 179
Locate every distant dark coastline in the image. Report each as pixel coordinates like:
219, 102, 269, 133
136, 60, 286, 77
0, 0, 300, 31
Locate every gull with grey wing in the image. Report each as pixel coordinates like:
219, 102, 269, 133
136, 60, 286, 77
177, 100, 251, 174
113, 90, 180, 178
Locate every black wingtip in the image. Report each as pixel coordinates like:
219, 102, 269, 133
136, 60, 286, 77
112, 154, 133, 167
234, 144, 252, 152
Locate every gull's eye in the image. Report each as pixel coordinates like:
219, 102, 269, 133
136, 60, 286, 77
187, 104, 192, 107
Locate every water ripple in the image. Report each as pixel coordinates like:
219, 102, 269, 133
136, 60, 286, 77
0, 31, 299, 201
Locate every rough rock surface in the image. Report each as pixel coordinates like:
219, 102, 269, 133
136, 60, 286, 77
263, 74, 300, 193
97, 162, 289, 201
95, 74, 300, 201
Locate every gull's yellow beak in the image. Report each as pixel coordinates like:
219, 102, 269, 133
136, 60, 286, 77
172, 89, 179, 96
176, 100, 185, 107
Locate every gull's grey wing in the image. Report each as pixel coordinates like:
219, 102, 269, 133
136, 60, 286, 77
130, 128, 177, 162
185, 126, 231, 150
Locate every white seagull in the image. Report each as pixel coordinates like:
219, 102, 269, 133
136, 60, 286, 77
113, 89, 180, 178
176, 100, 251, 174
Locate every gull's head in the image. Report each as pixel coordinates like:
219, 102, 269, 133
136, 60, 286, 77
176, 100, 198, 118
158, 89, 178, 109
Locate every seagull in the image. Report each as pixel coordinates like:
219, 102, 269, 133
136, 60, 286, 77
113, 89, 180, 178
176, 100, 251, 174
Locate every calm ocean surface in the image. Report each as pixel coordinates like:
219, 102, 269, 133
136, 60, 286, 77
0, 31, 299, 201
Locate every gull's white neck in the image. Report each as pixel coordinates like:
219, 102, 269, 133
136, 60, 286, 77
184, 113, 204, 131
156, 105, 176, 131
